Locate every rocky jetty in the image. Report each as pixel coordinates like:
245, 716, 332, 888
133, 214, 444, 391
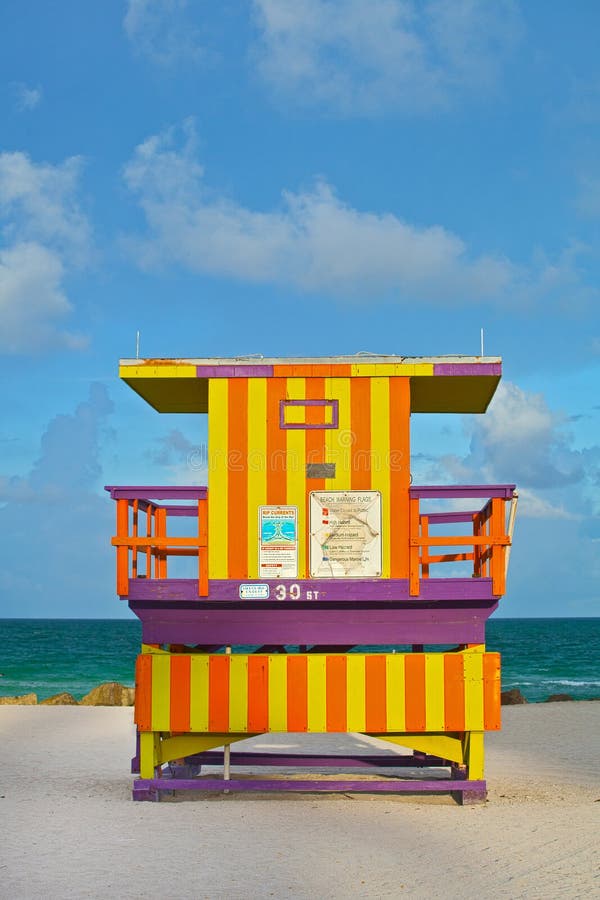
0, 693, 38, 705
40, 692, 79, 705
545, 693, 575, 702
501, 688, 528, 705
80, 682, 135, 706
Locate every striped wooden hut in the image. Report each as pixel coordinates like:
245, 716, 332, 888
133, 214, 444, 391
106, 355, 517, 802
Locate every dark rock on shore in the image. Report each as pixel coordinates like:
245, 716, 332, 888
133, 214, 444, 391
40, 692, 79, 705
80, 682, 135, 706
545, 693, 575, 702
501, 688, 528, 705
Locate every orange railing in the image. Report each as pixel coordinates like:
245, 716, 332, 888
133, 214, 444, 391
409, 485, 517, 597
105, 486, 208, 597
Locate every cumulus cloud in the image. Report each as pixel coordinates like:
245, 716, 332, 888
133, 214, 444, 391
124, 0, 208, 65
11, 82, 43, 111
148, 428, 207, 482
0, 151, 90, 354
123, 121, 517, 302
252, 0, 523, 115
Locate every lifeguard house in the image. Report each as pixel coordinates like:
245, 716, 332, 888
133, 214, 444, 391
106, 354, 517, 802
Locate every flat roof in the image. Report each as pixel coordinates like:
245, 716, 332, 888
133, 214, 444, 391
119, 355, 502, 414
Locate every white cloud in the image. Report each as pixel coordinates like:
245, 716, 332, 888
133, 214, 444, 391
0, 151, 91, 354
124, 0, 207, 65
123, 122, 516, 302
12, 82, 43, 111
252, 0, 523, 115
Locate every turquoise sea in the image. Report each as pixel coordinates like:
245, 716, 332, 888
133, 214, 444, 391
0, 617, 599, 703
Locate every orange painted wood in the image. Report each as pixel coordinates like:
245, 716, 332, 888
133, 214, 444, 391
134, 654, 152, 731
198, 497, 208, 596
421, 515, 430, 577
491, 497, 506, 596
365, 655, 387, 732
350, 375, 371, 490
170, 655, 191, 732
266, 378, 288, 505
483, 653, 501, 730
443, 654, 465, 731
247, 655, 269, 732
411, 535, 510, 547
286, 655, 308, 732
208, 656, 230, 732
116, 499, 129, 596
325, 655, 347, 732
272, 364, 351, 377
404, 654, 426, 730
409, 497, 420, 596
156, 507, 167, 578
145, 504, 152, 577
389, 377, 410, 578
227, 377, 249, 579
132, 499, 138, 577
305, 377, 326, 564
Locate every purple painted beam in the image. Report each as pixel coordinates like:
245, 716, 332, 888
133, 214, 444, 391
182, 752, 447, 768
410, 484, 515, 499
433, 363, 501, 376
105, 485, 207, 500
195, 365, 274, 378
133, 777, 486, 795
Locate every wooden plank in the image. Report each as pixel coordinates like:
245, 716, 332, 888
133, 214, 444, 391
286, 655, 308, 732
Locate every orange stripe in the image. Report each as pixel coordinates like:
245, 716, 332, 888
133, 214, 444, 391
365, 655, 387, 732
326, 655, 347, 731
170, 655, 191, 732
350, 376, 371, 490
272, 364, 352, 377
443, 654, 465, 731
247, 656, 269, 732
227, 378, 248, 578
266, 378, 288, 505
134, 654, 152, 731
287, 655, 308, 731
389, 377, 410, 577
208, 656, 230, 732
404, 654, 426, 731
305, 377, 326, 561
483, 653, 501, 730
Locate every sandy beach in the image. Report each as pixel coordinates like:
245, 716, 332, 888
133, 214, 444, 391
1, 702, 598, 899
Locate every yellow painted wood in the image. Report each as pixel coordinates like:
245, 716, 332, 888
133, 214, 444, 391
151, 654, 171, 731
285, 377, 306, 577
346, 654, 366, 732
189, 654, 210, 732
424, 653, 445, 731
370, 376, 391, 576
246, 378, 267, 578
325, 377, 352, 490
268, 654, 288, 732
464, 731, 485, 779
229, 655, 249, 732
464, 651, 485, 731
119, 364, 197, 379
410, 364, 434, 376
159, 734, 255, 764
376, 733, 465, 765
141, 643, 169, 654
139, 731, 161, 779
208, 378, 229, 579
385, 654, 405, 731
307, 655, 327, 732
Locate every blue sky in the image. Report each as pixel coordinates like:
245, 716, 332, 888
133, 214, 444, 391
0, 0, 598, 618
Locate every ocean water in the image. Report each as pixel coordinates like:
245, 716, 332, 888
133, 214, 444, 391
0, 617, 599, 703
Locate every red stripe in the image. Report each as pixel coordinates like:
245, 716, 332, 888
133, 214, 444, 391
170, 655, 191, 732
365, 655, 387, 732
350, 377, 371, 490
208, 656, 230, 732
287, 656, 308, 732
389, 377, 410, 578
134, 654, 152, 732
326, 656, 347, 732
247, 656, 269, 732
404, 654, 426, 731
483, 653, 501, 730
266, 378, 288, 505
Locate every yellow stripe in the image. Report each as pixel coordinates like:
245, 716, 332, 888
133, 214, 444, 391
307, 656, 327, 732
346, 654, 366, 731
189, 655, 209, 731
410, 364, 434, 376
229, 655, 248, 732
119, 364, 197, 379
370, 376, 391, 577
208, 379, 229, 578
325, 378, 352, 490
151, 654, 171, 731
385, 654, 405, 731
247, 378, 267, 578
464, 651, 484, 730
424, 654, 445, 731
268, 655, 288, 731
350, 363, 435, 377
285, 378, 306, 577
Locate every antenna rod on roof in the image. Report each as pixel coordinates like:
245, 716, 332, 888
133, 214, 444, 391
136, 331, 140, 360
480, 327, 484, 357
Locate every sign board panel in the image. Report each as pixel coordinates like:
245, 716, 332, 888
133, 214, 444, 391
309, 491, 382, 578
259, 506, 298, 578
239, 583, 270, 599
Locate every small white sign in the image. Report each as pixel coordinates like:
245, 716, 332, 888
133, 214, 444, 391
259, 506, 298, 578
239, 583, 270, 600
310, 490, 381, 578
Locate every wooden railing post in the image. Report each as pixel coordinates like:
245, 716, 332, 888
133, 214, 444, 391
421, 515, 430, 579
156, 507, 167, 579
132, 499, 138, 578
409, 497, 420, 596
116, 498, 129, 596
490, 497, 505, 596
198, 496, 208, 597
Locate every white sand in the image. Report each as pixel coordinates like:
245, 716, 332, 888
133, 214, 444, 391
1, 703, 598, 899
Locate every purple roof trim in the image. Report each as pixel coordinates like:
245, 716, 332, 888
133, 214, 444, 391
410, 484, 515, 499
104, 485, 207, 500
195, 365, 274, 378
433, 363, 502, 377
